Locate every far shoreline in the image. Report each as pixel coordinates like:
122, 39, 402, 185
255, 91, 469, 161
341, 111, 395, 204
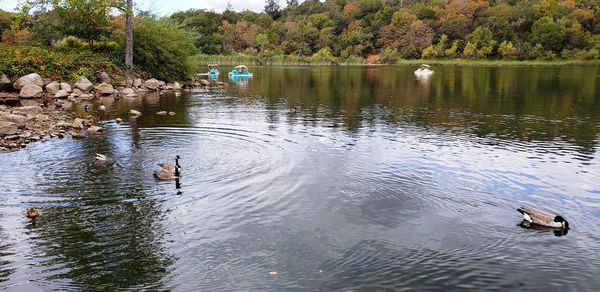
191, 55, 600, 68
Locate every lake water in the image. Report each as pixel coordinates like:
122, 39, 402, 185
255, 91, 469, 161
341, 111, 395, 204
1, 66, 600, 291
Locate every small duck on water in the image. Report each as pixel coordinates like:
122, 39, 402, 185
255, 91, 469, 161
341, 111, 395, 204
26, 208, 40, 220
517, 207, 569, 229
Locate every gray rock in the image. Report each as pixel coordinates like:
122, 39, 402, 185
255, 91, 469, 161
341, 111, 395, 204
79, 93, 94, 100
87, 126, 104, 135
55, 90, 69, 98
144, 78, 159, 90
72, 88, 83, 96
74, 76, 94, 93
13, 73, 43, 90
158, 80, 166, 88
72, 118, 84, 129
45, 81, 61, 95
56, 121, 71, 128
115, 118, 123, 123
168, 111, 176, 116
129, 109, 142, 116
19, 84, 43, 98
122, 88, 135, 95
12, 106, 43, 116
94, 82, 114, 95
60, 82, 72, 93
99, 71, 111, 84
133, 78, 143, 87
0, 121, 18, 135
125, 93, 138, 98
0, 112, 30, 125
0, 73, 11, 91
72, 131, 85, 139
156, 111, 167, 116
173, 82, 182, 90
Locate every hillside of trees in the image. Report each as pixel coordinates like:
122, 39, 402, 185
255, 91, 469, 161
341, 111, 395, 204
2, 0, 600, 80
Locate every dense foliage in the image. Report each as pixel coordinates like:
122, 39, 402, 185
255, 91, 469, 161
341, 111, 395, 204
0, 3, 196, 81
171, 0, 600, 63
0, 44, 122, 82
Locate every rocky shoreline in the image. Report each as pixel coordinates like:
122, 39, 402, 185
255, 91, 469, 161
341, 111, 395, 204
0, 71, 186, 152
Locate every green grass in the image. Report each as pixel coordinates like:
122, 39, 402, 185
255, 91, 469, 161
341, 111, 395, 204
395, 58, 600, 66
189, 54, 365, 66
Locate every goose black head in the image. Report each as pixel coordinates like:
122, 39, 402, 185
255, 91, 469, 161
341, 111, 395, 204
554, 216, 569, 229
175, 155, 181, 167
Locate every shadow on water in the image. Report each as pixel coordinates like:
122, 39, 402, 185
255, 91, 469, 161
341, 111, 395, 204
1, 66, 600, 290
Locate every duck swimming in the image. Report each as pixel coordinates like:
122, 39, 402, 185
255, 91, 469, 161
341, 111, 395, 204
159, 155, 181, 173
26, 208, 40, 220
517, 207, 569, 229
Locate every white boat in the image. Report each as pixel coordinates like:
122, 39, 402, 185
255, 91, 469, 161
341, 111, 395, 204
414, 64, 434, 76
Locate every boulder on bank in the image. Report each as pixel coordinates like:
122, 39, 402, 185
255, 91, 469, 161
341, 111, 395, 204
133, 78, 142, 87
55, 90, 69, 98
75, 76, 94, 93
144, 78, 159, 90
19, 84, 43, 98
99, 71, 111, 84
60, 82, 72, 93
13, 73, 44, 90
94, 82, 114, 95
173, 82, 182, 90
45, 81, 61, 95
122, 88, 135, 95
156, 111, 167, 116
0, 74, 12, 91
0, 121, 19, 136
72, 118, 84, 129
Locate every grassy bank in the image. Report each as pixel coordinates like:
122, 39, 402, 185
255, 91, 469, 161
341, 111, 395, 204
190, 54, 365, 67
395, 59, 600, 67
191, 53, 600, 67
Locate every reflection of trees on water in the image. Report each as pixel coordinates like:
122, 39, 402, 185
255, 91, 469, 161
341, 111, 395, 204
246, 66, 600, 156
28, 99, 180, 289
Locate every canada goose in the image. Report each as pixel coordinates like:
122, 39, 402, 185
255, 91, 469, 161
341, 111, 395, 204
84, 105, 92, 113
517, 207, 569, 229
26, 208, 40, 220
153, 166, 180, 180
158, 155, 181, 172
95, 153, 108, 161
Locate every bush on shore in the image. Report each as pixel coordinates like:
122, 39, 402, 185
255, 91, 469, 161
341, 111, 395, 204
0, 44, 122, 82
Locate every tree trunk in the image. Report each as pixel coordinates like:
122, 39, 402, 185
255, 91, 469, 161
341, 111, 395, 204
125, 0, 134, 80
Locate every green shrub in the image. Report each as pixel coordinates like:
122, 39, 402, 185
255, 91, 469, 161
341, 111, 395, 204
128, 17, 197, 81
0, 44, 122, 82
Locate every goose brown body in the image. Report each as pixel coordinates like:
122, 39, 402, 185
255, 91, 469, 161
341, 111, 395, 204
517, 207, 568, 229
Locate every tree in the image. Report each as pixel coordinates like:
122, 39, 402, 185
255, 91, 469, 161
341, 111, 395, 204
264, 0, 282, 20
287, 0, 299, 7
256, 33, 269, 52
531, 16, 565, 52
465, 26, 497, 58
125, 0, 133, 78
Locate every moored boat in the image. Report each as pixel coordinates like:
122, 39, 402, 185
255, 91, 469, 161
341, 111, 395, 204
229, 65, 253, 77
